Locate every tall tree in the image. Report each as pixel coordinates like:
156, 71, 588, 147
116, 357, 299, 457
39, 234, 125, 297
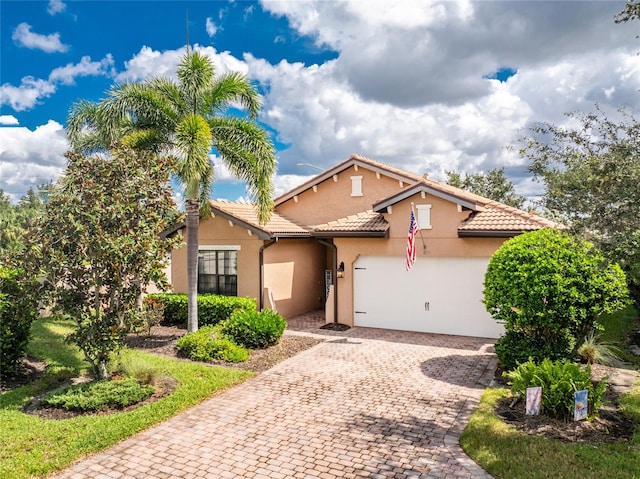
22, 148, 182, 379
520, 108, 640, 303
67, 50, 276, 332
445, 168, 526, 209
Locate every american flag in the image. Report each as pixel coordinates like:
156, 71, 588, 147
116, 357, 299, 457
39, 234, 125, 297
406, 209, 419, 271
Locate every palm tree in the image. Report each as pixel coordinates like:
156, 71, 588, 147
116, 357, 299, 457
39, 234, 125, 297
67, 50, 276, 332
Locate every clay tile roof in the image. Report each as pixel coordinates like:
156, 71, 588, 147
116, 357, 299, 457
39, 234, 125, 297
313, 210, 389, 237
209, 200, 310, 238
458, 202, 562, 236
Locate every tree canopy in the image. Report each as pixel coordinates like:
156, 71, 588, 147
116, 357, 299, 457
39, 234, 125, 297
66, 50, 277, 332
445, 168, 526, 209
520, 108, 640, 302
22, 148, 182, 379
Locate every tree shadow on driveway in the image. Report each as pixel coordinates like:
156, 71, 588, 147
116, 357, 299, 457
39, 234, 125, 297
420, 354, 497, 388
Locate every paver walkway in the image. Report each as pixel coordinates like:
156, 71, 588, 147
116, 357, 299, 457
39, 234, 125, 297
53, 313, 496, 479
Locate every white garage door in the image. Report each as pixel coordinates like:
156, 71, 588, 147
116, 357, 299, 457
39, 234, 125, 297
353, 256, 504, 338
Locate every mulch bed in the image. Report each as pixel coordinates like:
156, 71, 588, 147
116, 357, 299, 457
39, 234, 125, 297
493, 365, 639, 444
5, 325, 324, 420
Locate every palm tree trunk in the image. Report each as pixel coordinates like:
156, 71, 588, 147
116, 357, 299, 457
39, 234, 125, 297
186, 199, 199, 332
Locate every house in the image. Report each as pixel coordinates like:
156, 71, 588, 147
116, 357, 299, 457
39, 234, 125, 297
169, 154, 558, 339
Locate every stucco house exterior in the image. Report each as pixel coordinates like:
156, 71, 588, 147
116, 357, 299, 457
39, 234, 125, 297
169, 154, 558, 339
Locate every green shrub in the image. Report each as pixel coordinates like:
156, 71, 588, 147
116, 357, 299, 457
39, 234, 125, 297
144, 293, 256, 327
495, 329, 574, 371
0, 267, 38, 379
221, 309, 286, 349
504, 358, 607, 420
484, 229, 630, 368
42, 378, 155, 412
175, 325, 249, 363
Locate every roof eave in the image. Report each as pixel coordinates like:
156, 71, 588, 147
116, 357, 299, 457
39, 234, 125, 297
313, 230, 389, 238
209, 208, 273, 240
457, 229, 536, 238
374, 183, 481, 212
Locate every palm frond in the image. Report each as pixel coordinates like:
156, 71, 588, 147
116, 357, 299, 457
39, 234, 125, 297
175, 114, 213, 200
211, 117, 276, 224
178, 52, 215, 113
203, 71, 262, 119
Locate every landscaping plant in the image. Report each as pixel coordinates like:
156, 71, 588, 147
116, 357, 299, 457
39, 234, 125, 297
144, 293, 256, 327
175, 325, 249, 363
484, 229, 630, 370
504, 358, 607, 420
0, 266, 38, 379
221, 309, 287, 349
21, 148, 182, 380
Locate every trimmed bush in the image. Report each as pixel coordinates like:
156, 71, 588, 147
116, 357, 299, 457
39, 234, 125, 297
504, 358, 607, 420
0, 267, 38, 379
144, 293, 256, 327
221, 309, 286, 349
484, 229, 630, 369
42, 378, 155, 412
175, 326, 249, 363
494, 329, 574, 372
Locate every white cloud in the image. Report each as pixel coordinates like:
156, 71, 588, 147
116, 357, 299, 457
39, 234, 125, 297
0, 77, 56, 111
0, 120, 68, 200
47, 0, 66, 15
206, 17, 218, 37
48, 55, 115, 85
116, 45, 248, 83
1, 55, 115, 112
0, 115, 19, 126
11, 22, 69, 53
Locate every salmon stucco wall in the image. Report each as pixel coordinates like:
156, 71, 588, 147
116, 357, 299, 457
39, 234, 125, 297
277, 166, 410, 226
333, 195, 507, 326
171, 214, 263, 300
263, 239, 326, 319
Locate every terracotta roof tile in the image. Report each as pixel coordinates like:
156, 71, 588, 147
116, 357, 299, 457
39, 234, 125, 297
459, 202, 562, 235
313, 210, 389, 236
209, 200, 310, 237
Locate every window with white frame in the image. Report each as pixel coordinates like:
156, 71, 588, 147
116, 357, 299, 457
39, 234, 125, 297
198, 247, 239, 295
351, 176, 363, 197
416, 204, 432, 229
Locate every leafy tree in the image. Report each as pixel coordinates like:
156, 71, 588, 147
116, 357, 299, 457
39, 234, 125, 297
22, 148, 182, 379
445, 168, 526, 209
0, 185, 52, 258
67, 50, 276, 332
520, 108, 640, 303
615, 1, 640, 25
484, 229, 629, 370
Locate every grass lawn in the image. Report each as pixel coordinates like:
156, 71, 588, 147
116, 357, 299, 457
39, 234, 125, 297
461, 307, 640, 479
0, 316, 254, 479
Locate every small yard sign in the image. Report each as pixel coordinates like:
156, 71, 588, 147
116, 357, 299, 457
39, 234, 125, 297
526, 387, 541, 415
574, 390, 588, 421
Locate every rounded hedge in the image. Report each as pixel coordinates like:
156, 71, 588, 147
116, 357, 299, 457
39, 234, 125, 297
484, 229, 629, 369
221, 309, 286, 349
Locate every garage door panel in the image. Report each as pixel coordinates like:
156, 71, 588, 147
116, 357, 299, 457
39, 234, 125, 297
353, 256, 503, 338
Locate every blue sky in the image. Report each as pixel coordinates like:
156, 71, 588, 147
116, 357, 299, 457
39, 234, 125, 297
2, 0, 640, 204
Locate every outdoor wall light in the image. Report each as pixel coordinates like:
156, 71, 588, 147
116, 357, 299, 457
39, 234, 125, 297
337, 261, 345, 278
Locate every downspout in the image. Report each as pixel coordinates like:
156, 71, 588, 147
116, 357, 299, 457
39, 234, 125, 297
317, 239, 338, 324
259, 238, 277, 310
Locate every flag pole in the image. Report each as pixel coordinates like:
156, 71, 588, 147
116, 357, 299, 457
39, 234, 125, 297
411, 202, 428, 254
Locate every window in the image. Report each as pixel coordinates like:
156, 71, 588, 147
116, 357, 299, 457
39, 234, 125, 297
416, 204, 432, 229
351, 176, 363, 196
198, 249, 238, 295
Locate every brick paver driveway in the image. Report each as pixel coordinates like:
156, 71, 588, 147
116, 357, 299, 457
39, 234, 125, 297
54, 315, 496, 479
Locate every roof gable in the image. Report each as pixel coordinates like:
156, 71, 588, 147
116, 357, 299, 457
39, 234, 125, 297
209, 201, 310, 239
274, 154, 423, 207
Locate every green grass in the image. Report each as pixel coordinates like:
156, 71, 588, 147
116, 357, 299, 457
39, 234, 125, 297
0, 316, 253, 479
461, 388, 640, 479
